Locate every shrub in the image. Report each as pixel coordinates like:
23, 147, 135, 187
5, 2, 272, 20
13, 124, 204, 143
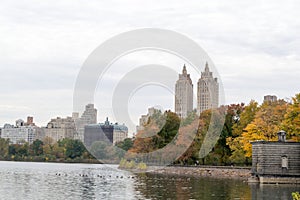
292, 192, 300, 200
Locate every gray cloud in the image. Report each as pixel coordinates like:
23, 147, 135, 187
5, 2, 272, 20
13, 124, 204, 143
0, 0, 299, 131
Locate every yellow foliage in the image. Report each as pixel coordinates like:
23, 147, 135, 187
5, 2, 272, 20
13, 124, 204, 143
281, 94, 300, 141
241, 124, 267, 158
228, 99, 289, 160
137, 162, 147, 170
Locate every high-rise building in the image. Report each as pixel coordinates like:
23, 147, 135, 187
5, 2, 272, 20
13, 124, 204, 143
175, 65, 193, 118
80, 104, 97, 123
72, 112, 79, 120
136, 107, 161, 133
264, 95, 277, 103
112, 121, 128, 144
41, 116, 76, 143
197, 62, 219, 115
1, 117, 39, 144
74, 104, 97, 141
84, 117, 128, 146
84, 123, 113, 147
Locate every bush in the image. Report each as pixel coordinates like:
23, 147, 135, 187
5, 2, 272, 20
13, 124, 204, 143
119, 159, 147, 170
137, 162, 147, 170
292, 192, 300, 200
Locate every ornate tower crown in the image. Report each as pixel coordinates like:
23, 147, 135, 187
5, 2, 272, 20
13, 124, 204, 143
205, 62, 209, 72
182, 64, 187, 75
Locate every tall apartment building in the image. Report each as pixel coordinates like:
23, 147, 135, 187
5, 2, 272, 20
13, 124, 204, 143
84, 118, 128, 146
1, 117, 39, 144
264, 95, 277, 103
136, 107, 160, 133
197, 62, 219, 115
41, 116, 76, 143
112, 122, 128, 145
74, 104, 97, 141
175, 65, 193, 118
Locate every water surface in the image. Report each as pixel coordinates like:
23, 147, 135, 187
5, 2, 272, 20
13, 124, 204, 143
0, 161, 299, 199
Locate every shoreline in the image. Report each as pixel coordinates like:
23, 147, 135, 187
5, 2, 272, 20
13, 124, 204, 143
146, 166, 252, 180
0, 160, 252, 180
0, 159, 102, 164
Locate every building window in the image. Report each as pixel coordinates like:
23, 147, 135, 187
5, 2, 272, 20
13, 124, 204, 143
281, 156, 288, 169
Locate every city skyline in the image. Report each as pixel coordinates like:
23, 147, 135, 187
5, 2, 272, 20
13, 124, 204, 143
1, 1, 299, 129
0, 60, 296, 134
0, 76, 290, 135
0, 1, 299, 199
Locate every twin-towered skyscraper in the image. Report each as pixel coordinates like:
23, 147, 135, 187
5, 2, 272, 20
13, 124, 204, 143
175, 62, 219, 118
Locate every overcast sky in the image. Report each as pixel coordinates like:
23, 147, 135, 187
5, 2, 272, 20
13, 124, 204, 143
0, 0, 299, 133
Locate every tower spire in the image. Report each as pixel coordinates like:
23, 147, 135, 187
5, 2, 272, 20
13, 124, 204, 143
182, 64, 187, 75
205, 62, 209, 72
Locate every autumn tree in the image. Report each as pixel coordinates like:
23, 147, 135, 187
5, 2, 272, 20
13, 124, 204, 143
228, 99, 288, 163
130, 110, 180, 154
281, 93, 300, 141
231, 100, 259, 137
227, 100, 259, 164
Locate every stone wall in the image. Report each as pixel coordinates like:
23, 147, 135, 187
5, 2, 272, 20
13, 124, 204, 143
149, 166, 251, 180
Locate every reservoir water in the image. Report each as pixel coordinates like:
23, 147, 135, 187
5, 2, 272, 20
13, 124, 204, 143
0, 161, 299, 199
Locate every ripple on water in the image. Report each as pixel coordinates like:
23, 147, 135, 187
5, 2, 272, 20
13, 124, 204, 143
0, 161, 299, 200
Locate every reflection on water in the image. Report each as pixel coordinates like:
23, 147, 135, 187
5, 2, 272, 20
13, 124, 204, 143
250, 184, 300, 200
136, 173, 300, 200
0, 161, 138, 199
0, 161, 299, 200
135, 173, 251, 200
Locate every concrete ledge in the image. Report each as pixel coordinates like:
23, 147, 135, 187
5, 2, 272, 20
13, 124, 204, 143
259, 176, 300, 184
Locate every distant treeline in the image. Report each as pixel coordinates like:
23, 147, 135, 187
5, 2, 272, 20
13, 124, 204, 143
0, 138, 98, 163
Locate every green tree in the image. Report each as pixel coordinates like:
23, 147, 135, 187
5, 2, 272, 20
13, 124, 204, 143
90, 141, 110, 160
10, 143, 29, 159
58, 139, 86, 159
156, 110, 180, 148
116, 138, 134, 151
30, 139, 44, 156
8, 145, 16, 156
217, 104, 244, 164
0, 138, 9, 159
